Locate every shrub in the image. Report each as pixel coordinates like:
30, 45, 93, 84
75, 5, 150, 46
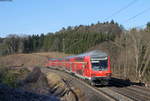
0, 66, 29, 88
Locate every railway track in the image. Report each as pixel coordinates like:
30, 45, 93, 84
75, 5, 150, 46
131, 85, 150, 92
42, 66, 138, 101
96, 87, 134, 101
42, 67, 117, 101
109, 87, 149, 101
109, 78, 150, 101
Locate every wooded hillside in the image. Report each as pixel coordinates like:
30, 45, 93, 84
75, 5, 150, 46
0, 20, 122, 55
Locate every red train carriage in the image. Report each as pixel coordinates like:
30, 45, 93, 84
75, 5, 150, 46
47, 50, 112, 85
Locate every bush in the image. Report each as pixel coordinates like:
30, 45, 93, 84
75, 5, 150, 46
2, 71, 18, 87
0, 66, 29, 88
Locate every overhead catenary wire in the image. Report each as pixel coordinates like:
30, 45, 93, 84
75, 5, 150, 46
104, 0, 138, 21
103, 0, 149, 29
64, 1, 149, 52
124, 7, 150, 23
123, 5, 150, 28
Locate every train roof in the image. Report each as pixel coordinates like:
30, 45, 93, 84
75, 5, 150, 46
65, 50, 107, 59
48, 50, 107, 60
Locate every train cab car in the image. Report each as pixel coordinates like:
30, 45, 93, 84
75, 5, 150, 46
72, 50, 112, 85
89, 52, 111, 85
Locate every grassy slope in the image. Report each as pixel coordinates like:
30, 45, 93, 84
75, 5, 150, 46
0, 52, 70, 68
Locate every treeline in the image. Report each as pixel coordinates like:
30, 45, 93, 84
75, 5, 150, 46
0, 20, 122, 55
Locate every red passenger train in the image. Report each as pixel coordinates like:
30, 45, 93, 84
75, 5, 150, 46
47, 50, 112, 85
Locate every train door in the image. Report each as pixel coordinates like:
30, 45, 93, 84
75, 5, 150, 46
83, 56, 91, 78
74, 63, 77, 74
76, 63, 83, 76
65, 59, 70, 71
75, 57, 84, 76
70, 58, 75, 72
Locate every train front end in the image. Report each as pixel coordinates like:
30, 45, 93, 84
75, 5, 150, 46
89, 51, 112, 85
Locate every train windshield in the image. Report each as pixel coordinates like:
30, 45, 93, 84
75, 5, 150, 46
91, 58, 108, 71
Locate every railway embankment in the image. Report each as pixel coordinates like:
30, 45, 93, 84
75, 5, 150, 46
0, 66, 59, 101
0, 66, 86, 101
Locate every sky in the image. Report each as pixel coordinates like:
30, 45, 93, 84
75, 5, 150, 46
0, 0, 150, 37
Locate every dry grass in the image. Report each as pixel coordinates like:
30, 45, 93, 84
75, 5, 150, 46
0, 54, 46, 67
0, 52, 70, 68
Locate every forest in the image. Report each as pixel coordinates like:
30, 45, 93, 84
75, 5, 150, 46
0, 20, 150, 83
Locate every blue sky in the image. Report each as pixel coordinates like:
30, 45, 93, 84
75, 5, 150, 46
0, 0, 150, 37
